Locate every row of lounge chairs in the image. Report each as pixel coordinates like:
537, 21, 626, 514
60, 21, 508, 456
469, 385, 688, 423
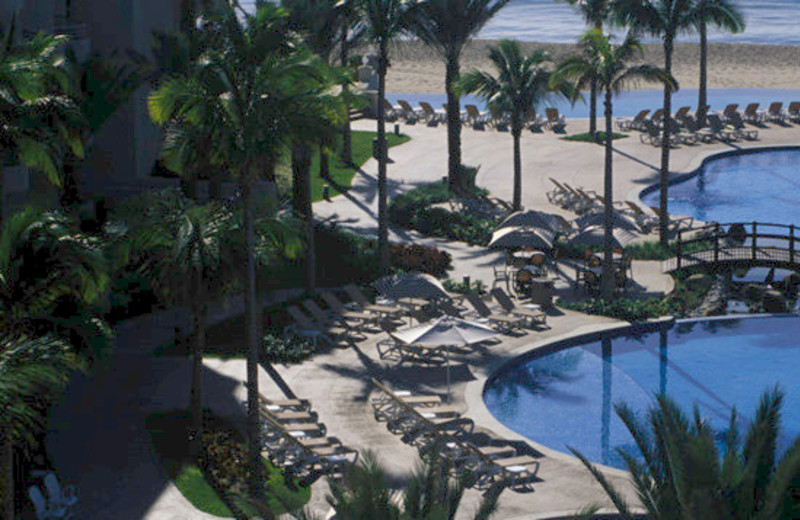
370, 378, 539, 491
254, 391, 358, 484
385, 99, 567, 132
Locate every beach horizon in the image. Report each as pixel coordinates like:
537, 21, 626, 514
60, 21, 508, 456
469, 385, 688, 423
376, 40, 800, 95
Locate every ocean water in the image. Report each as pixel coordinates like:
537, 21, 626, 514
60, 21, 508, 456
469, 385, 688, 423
241, 0, 800, 46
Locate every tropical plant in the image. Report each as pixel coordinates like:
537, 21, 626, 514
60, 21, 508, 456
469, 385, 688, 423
327, 449, 503, 519
691, 0, 744, 116
406, 0, 509, 192
0, 19, 83, 219
460, 40, 573, 211
358, 0, 414, 275
561, 0, 616, 135
572, 388, 800, 519
552, 30, 673, 300
0, 334, 79, 520
613, 0, 694, 246
148, 3, 322, 494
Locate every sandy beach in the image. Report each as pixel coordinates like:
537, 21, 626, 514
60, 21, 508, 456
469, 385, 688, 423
377, 40, 800, 94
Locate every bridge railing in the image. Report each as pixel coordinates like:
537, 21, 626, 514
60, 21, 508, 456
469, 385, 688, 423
673, 221, 797, 270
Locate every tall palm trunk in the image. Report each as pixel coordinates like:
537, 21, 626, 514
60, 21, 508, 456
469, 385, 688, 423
588, 20, 602, 136
377, 42, 390, 276
340, 28, 353, 165
242, 178, 263, 496
697, 21, 707, 123
189, 297, 206, 458
292, 143, 315, 293
602, 89, 615, 302
658, 38, 674, 247
511, 115, 522, 211
445, 51, 463, 192
0, 425, 12, 520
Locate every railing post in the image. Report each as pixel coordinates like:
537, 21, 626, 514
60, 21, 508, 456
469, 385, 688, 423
714, 223, 719, 262
791, 225, 795, 264
676, 229, 682, 270
752, 221, 757, 261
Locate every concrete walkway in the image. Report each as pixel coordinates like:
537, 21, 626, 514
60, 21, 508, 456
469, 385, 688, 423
46, 117, 800, 519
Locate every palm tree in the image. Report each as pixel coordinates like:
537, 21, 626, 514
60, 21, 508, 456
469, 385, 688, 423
0, 334, 78, 520
613, 0, 694, 246
571, 388, 800, 518
560, 0, 615, 136
358, 0, 413, 275
407, 0, 509, 193
691, 0, 744, 118
149, 3, 329, 495
0, 20, 83, 220
459, 40, 573, 212
552, 30, 673, 301
327, 449, 503, 519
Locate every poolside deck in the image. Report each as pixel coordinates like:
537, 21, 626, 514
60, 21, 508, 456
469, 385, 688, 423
47, 116, 800, 519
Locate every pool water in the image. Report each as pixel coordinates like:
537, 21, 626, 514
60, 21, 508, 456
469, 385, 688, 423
641, 149, 800, 225
483, 316, 800, 469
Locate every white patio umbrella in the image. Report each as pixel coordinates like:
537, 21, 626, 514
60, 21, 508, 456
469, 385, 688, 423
375, 272, 449, 300
574, 211, 640, 232
497, 210, 571, 233
488, 226, 555, 250
391, 316, 498, 400
567, 225, 638, 249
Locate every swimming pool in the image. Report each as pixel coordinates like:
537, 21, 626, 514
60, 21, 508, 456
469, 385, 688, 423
483, 315, 800, 470
640, 148, 800, 225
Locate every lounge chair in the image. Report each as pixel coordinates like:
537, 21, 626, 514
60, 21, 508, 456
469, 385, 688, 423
320, 291, 377, 328
743, 103, 763, 124
616, 109, 649, 132
639, 120, 665, 146
637, 202, 694, 233
375, 336, 447, 364
764, 101, 785, 123
343, 284, 406, 318
727, 112, 759, 140
286, 305, 354, 347
489, 106, 510, 130
721, 103, 739, 124
490, 288, 548, 328
623, 201, 658, 232
382, 98, 400, 122
673, 106, 691, 121
692, 105, 710, 127
544, 107, 566, 132
42, 473, 78, 509
681, 115, 714, 143
370, 378, 443, 422
302, 300, 367, 339
784, 101, 800, 123
397, 100, 422, 122
28, 485, 71, 520
546, 177, 578, 208
464, 104, 490, 128
418, 101, 443, 124
665, 118, 698, 146
464, 292, 525, 333
524, 109, 544, 131
706, 114, 740, 142
257, 392, 310, 412
646, 107, 665, 127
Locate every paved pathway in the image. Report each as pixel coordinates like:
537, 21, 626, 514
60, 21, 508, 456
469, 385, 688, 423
46, 117, 800, 519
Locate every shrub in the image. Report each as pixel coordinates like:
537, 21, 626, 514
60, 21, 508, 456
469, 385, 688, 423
201, 430, 249, 496
262, 334, 315, 364
390, 244, 452, 276
560, 297, 680, 321
442, 277, 486, 295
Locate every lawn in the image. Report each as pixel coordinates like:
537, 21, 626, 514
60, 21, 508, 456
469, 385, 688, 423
561, 131, 628, 143
146, 410, 310, 517
309, 130, 410, 202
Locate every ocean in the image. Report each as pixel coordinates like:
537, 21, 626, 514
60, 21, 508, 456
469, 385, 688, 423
241, 0, 800, 46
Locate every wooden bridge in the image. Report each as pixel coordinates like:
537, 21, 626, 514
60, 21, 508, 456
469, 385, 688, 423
662, 222, 800, 273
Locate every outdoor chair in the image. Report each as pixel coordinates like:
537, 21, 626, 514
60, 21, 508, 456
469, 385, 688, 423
721, 103, 739, 124
673, 106, 691, 121
615, 109, 649, 131
464, 104, 490, 128
646, 108, 665, 127
743, 103, 763, 124
256, 392, 310, 412
375, 337, 447, 364
764, 101, 785, 123
706, 114, 740, 142
492, 262, 512, 292
285, 305, 354, 347
665, 118, 698, 146
727, 112, 759, 140
370, 378, 443, 422
525, 109, 545, 131
343, 284, 406, 319
303, 300, 368, 339
490, 288, 548, 329
639, 120, 665, 146
546, 177, 578, 208
382, 98, 400, 122
28, 486, 71, 520
681, 115, 714, 143
784, 101, 800, 123
544, 107, 566, 132
464, 293, 525, 333
418, 101, 443, 125
397, 100, 422, 122
320, 291, 377, 326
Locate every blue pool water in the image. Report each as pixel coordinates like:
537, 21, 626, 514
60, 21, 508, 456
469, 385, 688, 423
483, 316, 800, 469
641, 148, 800, 225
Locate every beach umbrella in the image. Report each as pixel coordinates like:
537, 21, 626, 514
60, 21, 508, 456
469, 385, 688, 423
574, 211, 639, 232
497, 210, 571, 233
391, 316, 498, 399
567, 225, 638, 249
374, 272, 449, 300
488, 226, 554, 250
